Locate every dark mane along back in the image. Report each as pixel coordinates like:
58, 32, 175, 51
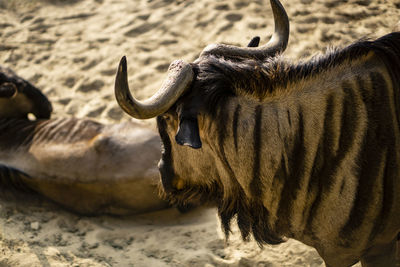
193, 32, 400, 112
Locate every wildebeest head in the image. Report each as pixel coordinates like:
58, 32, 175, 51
0, 66, 52, 119
115, 0, 289, 206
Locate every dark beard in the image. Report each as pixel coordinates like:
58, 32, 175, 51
158, 180, 222, 207
158, 181, 285, 246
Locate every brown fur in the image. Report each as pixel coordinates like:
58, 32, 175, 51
156, 33, 400, 266
0, 66, 169, 215
0, 117, 169, 215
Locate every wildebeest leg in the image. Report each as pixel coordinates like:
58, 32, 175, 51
360, 238, 398, 267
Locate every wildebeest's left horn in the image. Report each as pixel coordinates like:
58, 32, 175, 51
115, 56, 194, 119
199, 0, 289, 60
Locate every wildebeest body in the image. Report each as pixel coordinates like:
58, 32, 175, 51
0, 117, 168, 215
114, 0, 400, 264
153, 35, 400, 266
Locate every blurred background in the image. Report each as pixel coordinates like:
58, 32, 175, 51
0, 0, 399, 266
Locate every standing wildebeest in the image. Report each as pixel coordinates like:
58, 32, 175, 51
0, 67, 169, 215
114, 0, 400, 265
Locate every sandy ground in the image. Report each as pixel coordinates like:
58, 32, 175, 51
0, 0, 399, 266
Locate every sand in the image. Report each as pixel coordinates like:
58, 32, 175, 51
0, 0, 399, 266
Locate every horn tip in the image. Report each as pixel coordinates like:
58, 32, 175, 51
118, 56, 127, 74
247, 36, 260, 47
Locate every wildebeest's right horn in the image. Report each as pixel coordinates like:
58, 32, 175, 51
115, 56, 194, 119
199, 0, 289, 60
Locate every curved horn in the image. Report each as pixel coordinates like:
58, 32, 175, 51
115, 56, 194, 119
200, 0, 289, 60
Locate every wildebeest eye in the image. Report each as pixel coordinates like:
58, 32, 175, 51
161, 113, 174, 122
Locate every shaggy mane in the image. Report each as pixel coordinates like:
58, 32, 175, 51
159, 176, 284, 246
192, 32, 400, 113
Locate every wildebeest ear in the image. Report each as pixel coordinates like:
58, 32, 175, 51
175, 117, 202, 149
0, 83, 17, 98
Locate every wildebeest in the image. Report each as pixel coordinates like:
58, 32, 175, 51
0, 65, 52, 119
0, 117, 169, 215
114, 0, 400, 265
0, 67, 169, 215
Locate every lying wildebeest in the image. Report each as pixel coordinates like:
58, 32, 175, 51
0, 65, 52, 119
114, 0, 400, 265
0, 67, 168, 215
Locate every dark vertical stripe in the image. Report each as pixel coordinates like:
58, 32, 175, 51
216, 105, 237, 187
214, 99, 247, 237
337, 81, 359, 162
214, 97, 239, 186
249, 105, 263, 198
214, 97, 238, 182
232, 104, 241, 151
357, 75, 370, 103
275, 107, 306, 233
340, 72, 392, 243
305, 81, 362, 239
368, 146, 395, 242
366, 72, 395, 242
217, 103, 229, 159
215, 102, 283, 245
304, 93, 336, 237
287, 110, 292, 128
